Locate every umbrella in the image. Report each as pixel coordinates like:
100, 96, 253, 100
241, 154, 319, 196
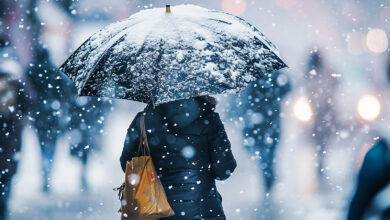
59, 4, 287, 105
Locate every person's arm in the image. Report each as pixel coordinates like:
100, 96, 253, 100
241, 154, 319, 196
120, 113, 141, 172
207, 113, 237, 181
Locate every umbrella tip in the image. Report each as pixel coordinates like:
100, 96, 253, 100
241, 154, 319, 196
166, 5, 171, 14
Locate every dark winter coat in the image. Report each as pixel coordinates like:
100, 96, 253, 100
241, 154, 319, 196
241, 71, 290, 139
348, 138, 390, 220
67, 96, 111, 160
226, 71, 290, 148
0, 73, 28, 182
120, 98, 237, 220
25, 49, 65, 131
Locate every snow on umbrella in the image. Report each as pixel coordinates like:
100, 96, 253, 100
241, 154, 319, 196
59, 4, 287, 105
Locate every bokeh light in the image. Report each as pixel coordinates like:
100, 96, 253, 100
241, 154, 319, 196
293, 97, 313, 122
221, 0, 246, 16
366, 29, 388, 53
357, 95, 381, 121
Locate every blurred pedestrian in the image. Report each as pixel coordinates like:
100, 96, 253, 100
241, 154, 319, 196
66, 95, 112, 192
120, 96, 237, 219
1, 4, 30, 218
25, 48, 66, 192
24, 0, 74, 192
305, 50, 338, 178
347, 138, 390, 220
0, 55, 28, 220
238, 71, 291, 193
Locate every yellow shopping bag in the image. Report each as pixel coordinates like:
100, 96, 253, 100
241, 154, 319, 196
116, 114, 174, 220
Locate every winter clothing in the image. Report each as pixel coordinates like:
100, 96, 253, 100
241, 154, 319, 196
25, 49, 66, 192
0, 71, 28, 220
120, 97, 236, 219
348, 138, 390, 220
66, 95, 111, 191
305, 51, 339, 177
67, 96, 111, 161
228, 71, 290, 192
25, 0, 75, 192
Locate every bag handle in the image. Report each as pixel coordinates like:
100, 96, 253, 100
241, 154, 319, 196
137, 114, 151, 156
113, 183, 125, 213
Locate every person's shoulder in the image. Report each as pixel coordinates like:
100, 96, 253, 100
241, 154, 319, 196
208, 111, 222, 120
366, 138, 389, 159
143, 108, 167, 133
201, 111, 224, 133
131, 112, 143, 122
128, 111, 143, 129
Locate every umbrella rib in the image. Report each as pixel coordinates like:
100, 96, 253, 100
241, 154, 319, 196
154, 17, 190, 104
82, 38, 132, 96
79, 21, 142, 94
190, 21, 242, 90
208, 10, 282, 58
59, 17, 136, 72
196, 21, 285, 88
152, 40, 165, 105
129, 19, 165, 104
171, 19, 193, 98
82, 27, 153, 99
207, 18, 232, 25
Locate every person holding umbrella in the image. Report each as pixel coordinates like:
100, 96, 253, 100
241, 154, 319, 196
60, 5, 287, 219
121, 96, 236, 219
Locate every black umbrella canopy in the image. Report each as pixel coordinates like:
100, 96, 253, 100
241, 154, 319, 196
60, 4, 287, 105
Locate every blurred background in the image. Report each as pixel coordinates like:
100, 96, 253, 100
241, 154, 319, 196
0, 0, 389, 219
